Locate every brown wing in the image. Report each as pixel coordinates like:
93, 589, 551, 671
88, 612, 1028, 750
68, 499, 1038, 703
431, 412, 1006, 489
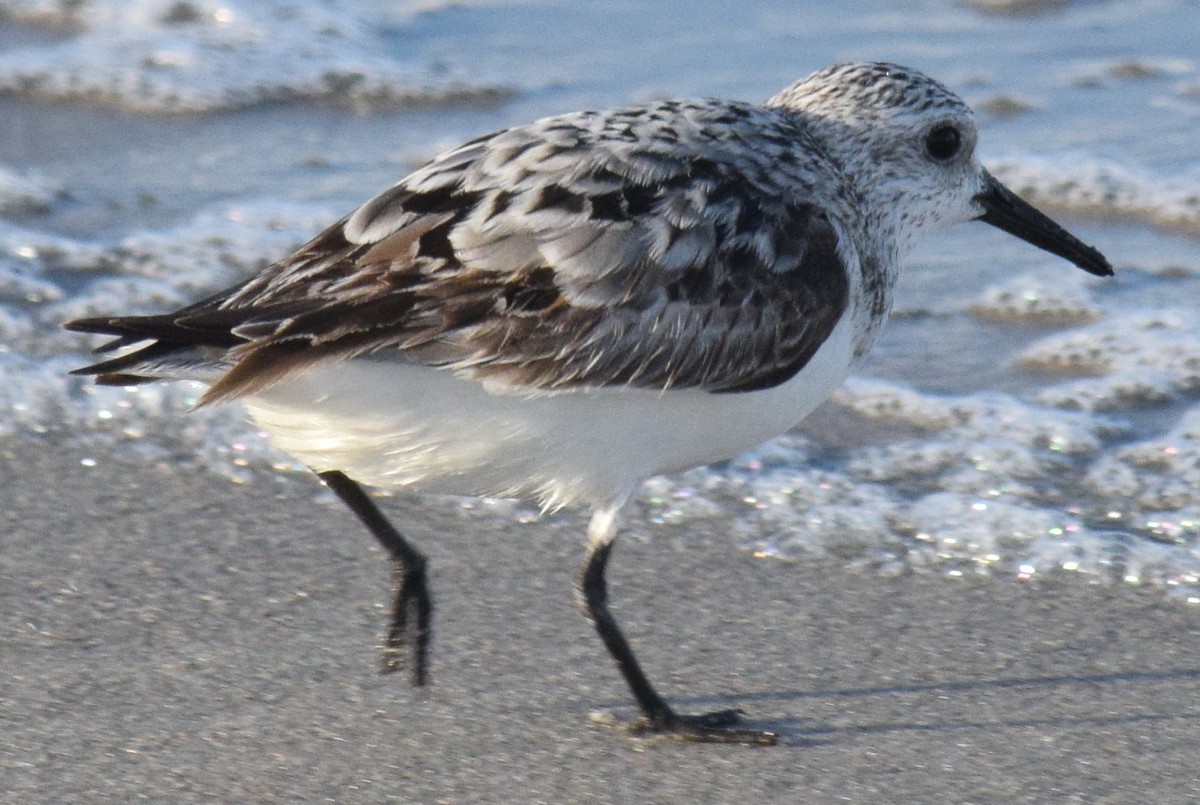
68, 100, 852, 404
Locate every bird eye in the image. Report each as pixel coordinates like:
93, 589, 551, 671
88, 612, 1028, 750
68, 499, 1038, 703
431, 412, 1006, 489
925, 124, 962, 161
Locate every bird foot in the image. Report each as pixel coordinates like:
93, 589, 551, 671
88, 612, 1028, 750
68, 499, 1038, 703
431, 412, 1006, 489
592, 708, 778, 745
378, 560, 432, 687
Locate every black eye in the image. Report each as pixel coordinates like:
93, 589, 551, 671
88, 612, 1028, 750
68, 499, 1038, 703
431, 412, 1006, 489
925, 124, 962, 161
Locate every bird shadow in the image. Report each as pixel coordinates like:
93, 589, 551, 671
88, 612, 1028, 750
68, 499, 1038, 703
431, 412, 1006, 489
597, 666, 1200, 746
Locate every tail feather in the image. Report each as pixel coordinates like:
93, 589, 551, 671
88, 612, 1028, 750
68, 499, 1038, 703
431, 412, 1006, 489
65, 312, 243, 348
68, 341, 226, 386
65, 295, 322, 389
65, 312, 243, 386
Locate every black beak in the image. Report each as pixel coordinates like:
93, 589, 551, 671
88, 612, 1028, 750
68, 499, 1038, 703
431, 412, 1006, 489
975, 170, 1113, 277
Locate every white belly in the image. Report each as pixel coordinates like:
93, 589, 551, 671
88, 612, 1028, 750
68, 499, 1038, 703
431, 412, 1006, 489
243, 316, 855, 510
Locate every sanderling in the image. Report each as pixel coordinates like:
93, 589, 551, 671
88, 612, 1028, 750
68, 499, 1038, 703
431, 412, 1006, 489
67, 62, 1112, 745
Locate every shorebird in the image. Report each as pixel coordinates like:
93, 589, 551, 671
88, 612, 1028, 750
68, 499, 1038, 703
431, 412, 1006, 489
67, 62, 1112, 744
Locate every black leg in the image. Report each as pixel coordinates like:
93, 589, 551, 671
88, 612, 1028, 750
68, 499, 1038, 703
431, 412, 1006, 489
318, 470, 432, 687
577, 530, 776, 745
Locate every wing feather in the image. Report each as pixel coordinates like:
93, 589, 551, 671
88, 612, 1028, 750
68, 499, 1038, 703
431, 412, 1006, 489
67, 99, 853, 404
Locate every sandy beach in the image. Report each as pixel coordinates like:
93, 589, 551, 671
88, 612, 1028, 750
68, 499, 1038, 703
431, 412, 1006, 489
4, 439, 1199, 803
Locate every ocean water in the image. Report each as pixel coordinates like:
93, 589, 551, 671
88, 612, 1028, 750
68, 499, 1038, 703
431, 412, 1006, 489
3, 0, 1200, 598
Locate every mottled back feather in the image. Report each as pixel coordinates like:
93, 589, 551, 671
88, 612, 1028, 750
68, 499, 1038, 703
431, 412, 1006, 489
69, 96, 853, 404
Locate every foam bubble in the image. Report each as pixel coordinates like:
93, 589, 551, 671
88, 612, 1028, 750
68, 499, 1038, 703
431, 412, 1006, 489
988, 155, 1200, 234
0, 0, 509, 113
1021, 309, 1200, 411
0, 165, 61, 215
968, 271, 1099, 325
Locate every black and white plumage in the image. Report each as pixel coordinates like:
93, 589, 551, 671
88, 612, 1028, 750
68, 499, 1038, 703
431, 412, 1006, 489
67, 62, 1113, 744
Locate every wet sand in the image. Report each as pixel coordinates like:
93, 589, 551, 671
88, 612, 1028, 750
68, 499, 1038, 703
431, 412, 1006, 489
3, 439, 1200, 803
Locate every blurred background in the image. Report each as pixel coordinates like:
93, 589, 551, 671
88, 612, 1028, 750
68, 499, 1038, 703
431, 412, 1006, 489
3, 0, 1200, 595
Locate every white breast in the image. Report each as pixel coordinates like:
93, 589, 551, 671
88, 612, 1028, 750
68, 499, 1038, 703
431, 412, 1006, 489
242, 315, 855, 511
